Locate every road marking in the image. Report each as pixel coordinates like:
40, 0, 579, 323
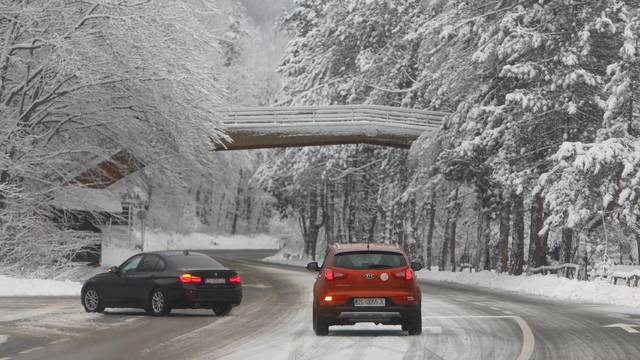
18, 347, 43, 355
124, 317, 138, 323
0, 357, 12, 360
502, 310, 515, 315
602, 323, 640, 333
423, 326, 442, 334
490, 307, 502, 311
49, 338, 70, 345
243, 284, 273, 289
424, 315, 535, 360
472, 302, 486, 307
0, 334, 8, 344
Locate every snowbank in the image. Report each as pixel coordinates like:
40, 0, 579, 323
101, 230, 281, 267
262, 250, 316, 267
418, 269, 640, 308
0, 275, 81, 297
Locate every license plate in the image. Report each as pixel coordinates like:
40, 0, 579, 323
205, 278, 226, 284
354, 298, 385, 307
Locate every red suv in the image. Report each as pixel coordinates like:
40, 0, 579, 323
306, 243, 423, 335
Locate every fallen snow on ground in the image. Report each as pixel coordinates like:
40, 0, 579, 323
0, 275, 81, 296
418, 269, 640, 308
143, 231, 280, 252
262, 249, 315, 267
102, 230, 281, 266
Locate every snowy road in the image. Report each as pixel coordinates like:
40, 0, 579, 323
1, 250, 640, 360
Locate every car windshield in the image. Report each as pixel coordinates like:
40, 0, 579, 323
332, 251, 406, 269
166, 254, 223, 269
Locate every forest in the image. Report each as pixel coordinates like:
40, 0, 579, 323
256, 0, 640, 277
2, 0, 640, 278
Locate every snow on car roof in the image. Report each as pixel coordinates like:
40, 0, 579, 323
333, 243, 404, 253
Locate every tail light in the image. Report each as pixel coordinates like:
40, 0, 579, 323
394, 269, 414, 281
228, 274, 241, 283
324, 268, 346, 281
179, 273, 202, 283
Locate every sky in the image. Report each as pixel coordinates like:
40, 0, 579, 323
238, 0, 294, 26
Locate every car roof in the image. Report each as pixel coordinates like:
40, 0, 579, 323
332, 243, 405, 254
145, 250, 208, 257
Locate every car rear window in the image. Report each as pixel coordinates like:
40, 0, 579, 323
332, 251, 406, 269
166, 253, 223, 269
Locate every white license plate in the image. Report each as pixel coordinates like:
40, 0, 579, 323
354, 298, 385, 307
205, 278, 226, 284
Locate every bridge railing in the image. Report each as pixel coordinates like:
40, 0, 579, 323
220, 105, 447, 130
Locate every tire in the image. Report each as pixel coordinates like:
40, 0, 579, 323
212, 303, 232, 316
404, 307, 422, 335
148, 288, 171, 316
312, 304, 329, 336
82, 287, 105, 313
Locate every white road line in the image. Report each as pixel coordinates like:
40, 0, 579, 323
124, 317, 138, 323
49, 338, 70, 345
423, 326, 442, 334
18, 347, 44, 355
0, 334, 8, 344
502, 310, 515, 315
472, 302, 486, 307
0, 357, 12, 360
490, 307, 502, 311
424, 315, 535, 360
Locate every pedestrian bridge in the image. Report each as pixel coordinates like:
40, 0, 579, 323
215, 105, 448, 150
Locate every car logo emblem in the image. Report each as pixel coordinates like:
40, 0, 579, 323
365, 273, 374, 279
380, 273, 389, 281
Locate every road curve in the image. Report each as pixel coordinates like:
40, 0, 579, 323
0, 249, 638, 360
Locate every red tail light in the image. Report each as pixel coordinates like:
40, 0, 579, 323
324, 268, 346, 280
228, 274, 241, 283
179, 273, 202, 283
394, 269, 414, 280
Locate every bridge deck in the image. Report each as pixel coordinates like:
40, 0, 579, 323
216, 105, 448, 150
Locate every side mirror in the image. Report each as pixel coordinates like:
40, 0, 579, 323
306, 261, 320, 272
107, 266, 119, 274
411, 262, 423, 272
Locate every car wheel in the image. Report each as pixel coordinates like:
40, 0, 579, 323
82, 287, 105, 313
313, 303, 329, 336
404, 307, 422, 335
148, 288, 171, 316
212, 303, 232, 316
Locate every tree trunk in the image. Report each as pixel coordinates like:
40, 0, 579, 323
425, 193, 435, 270
512, 193, 525, 275
482, 209, 492, 270
530, 193, 547, 268
231, 170, 243, 234
439, 216, 450, 271
561, 227, 573, 264
449, 188, 459, 271
499, 195, 511, 273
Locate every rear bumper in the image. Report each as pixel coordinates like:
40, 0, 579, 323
170, 286, 242, 308
317, 304, 420, 325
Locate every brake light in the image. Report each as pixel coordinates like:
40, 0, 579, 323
324, 296, 333, 302
324, 268, 346, 281
405, 269, 414, 280
394, 269, 414, 280
179, 273, 202, 283
228, 274, 241, 283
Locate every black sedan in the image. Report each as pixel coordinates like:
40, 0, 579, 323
81, 250, 242, 316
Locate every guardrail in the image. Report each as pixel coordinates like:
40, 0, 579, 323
220, 105, 447, 130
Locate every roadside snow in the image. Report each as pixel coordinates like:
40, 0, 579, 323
101, 230, 281, 266
262, 250, 316, 267
418, 269, 640, 308
0, 275, 81, 297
